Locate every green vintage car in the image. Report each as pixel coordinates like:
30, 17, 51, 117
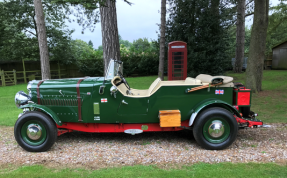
14, 59, 263, 152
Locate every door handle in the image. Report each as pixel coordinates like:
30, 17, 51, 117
122, 100, 128, 105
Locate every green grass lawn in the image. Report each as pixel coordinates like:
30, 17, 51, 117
0, 163, 287, 178
0, 84, 27, 126
227, 70, 287, 123
0, 71, 286, 126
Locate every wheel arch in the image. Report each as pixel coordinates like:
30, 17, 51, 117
189, 99, 240, 126
19, 104, 62, 126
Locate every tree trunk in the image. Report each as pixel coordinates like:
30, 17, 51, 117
34, 0, 51, 80
234, 0, 246, 73
100, 0, 121, 75
245, 0, 269, 92
158, 0, 166, 80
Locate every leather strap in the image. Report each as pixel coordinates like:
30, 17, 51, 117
37, 80, 45, 104
76, 77, 89, 121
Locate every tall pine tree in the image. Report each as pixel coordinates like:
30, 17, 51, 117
166, 0, 231, 77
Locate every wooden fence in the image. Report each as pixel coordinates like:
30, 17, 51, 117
0, 60, 67, 86
0, 69, 66, 86
0, 69, 17, 86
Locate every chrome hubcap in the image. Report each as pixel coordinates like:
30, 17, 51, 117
27, 124, 42, 140
208, 120, 224, 138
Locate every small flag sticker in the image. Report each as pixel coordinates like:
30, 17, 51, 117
215, 90, 224, 95
101, 98, 107, 103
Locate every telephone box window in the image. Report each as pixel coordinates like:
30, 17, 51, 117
168, 41, 187, 80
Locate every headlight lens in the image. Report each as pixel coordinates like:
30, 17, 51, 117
15, 91, 31, 108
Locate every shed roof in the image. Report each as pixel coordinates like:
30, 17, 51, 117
272, 39, 287, 49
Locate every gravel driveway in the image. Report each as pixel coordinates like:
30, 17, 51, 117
1, 124, 287, 169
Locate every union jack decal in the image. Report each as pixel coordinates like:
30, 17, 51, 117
215, 90, 224, 95
101, 98, 108, 103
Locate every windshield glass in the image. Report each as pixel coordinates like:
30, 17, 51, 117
105, 59, 123, 80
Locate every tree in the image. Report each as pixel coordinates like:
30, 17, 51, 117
266, 2, 287, 53
119, 34, 132, 48
132, 38, 150, 52
158, 0, 166, 80
0, 0, 74, 63
88, 40, 94, 48
245, 0, 269, 92
100, 0, 121, 73
34, 0, 51, 79
54, 0, 131, 74
166, 0, 232, 77
234, 0, 246, 73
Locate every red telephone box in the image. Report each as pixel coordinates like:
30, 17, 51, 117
168, 41, 187, 80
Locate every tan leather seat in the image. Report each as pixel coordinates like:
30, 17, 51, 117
196, 74, 233, 84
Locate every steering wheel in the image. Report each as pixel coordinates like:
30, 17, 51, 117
117, 71, 131, 90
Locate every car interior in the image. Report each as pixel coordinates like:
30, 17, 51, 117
111, 74, 234, 98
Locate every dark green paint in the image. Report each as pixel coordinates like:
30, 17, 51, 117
203, 118, 230, 144
20, 104, 62, 126
27, 77, 238, 125
191, 99, 241, 118
21, 120, 47, 146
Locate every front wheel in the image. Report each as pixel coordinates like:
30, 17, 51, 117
193, 107, 238, 150
14, 111, 57, 152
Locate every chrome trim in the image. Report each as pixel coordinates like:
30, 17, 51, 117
208, 120, 224, 138
189, 112, 197, 126
59, 90, 64, 96
15, 91, 31, 108
110, 86, 118, 98
122, 100, 128, 105
27, 124, 42, 140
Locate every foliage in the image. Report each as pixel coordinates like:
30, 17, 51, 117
71, 39, 104, 76
88, 40, 94, 48
0, 0, 74, 63
132, 38, 150, 52
83, 36, 159, 77
266, 2, 287, 53
226, 25, 252, 57
166, 0, 232, 77
121, 40, 159, 76
119, 34, 132, 48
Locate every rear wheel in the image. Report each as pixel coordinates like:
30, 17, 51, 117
14, 111, 57, 152
193, 107, 238, 150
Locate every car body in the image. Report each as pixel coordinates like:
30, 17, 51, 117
14, 59, 263, 152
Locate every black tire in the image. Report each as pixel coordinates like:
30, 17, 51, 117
14, 111, 57, 152
193, 107, 238, 150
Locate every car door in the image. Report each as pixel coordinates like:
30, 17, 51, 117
117, 96, 149, 115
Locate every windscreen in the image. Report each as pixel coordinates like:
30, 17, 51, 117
105, 59, 123, 80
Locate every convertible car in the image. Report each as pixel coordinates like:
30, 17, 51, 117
14, 59, 263, 152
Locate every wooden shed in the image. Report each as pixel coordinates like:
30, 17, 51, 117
272, 40, 287, 69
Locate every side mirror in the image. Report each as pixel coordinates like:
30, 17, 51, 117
99, 85, 105, 95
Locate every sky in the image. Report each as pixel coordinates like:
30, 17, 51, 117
67, 0, 281, 49
67, 0, 161, 49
